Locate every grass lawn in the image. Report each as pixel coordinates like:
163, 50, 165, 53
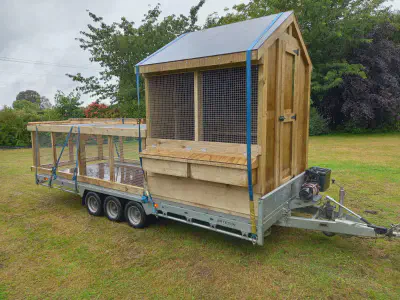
0, 133, 399, 299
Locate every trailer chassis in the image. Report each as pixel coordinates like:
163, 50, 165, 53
36, 172, 399, 245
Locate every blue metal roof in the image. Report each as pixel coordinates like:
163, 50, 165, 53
137, 11, 293, 66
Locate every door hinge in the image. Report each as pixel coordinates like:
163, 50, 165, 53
279, 115, 285, 122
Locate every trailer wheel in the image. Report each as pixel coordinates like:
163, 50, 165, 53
85, 192, 103, 216
104, 196, 123, 222
125, 202, 147, 229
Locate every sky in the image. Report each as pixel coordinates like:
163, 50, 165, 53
0, 0, 399, 108
0, 0, 249, 108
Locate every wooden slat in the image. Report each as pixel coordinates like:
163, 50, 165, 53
140, 148, 258, 169
145, 77, 151, 137
26, 124, 146, 138
138, 50, 258, 74
50, 132, 57, 166
108, 136, 115, 182
78, 135, 87, 176
274, 39, 283, 188
146, 138, 261, 156
31, 131, 40, 166
97, 135, 103, 159
68, 136, 74, 162
119, 136, 124, 162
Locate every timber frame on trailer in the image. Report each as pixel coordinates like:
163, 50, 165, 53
28, 12, 400, 244
28, 118, 147, 195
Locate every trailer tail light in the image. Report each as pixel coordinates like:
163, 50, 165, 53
154, 203, 159, 208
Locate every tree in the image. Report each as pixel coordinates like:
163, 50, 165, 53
68, 1, 205, 117
16, 90, 40, 104
318, 22, 400, 129
39, 96, 53, 109
12, 99, 40, 112
54, 90, 84, 119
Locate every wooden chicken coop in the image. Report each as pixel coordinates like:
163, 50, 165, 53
136, 10, 312, 218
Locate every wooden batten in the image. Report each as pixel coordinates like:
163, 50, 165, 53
31, 131, 40, 167
78, 135, 87, 176
138, 50, 258, 75
108, 136, 115, 182
50, 132, 57, 166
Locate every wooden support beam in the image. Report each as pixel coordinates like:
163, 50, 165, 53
274, 39, 283, 188
31, 132, 40, 166
97, 135, 103, 159
78, 135, 87, 175
119, 136, 124, 162
145, 77, 151, 138
50, 132, 57, 166
68, 136, 74, 162
108, 136, 115, 182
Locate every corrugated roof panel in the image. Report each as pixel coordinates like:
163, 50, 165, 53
138, 11, 292, 66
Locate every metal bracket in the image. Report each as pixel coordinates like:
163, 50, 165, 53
293, 49, 299, 56
291, 114, 297, 120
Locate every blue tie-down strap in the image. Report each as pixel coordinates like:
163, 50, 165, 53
73, 127, 80, 193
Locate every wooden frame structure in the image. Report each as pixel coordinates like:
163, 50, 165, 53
28, 118, 146, 195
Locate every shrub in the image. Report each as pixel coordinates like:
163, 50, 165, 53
309, 107, 329, 136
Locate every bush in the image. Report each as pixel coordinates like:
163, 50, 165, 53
0, 107, 41, 146
309, 107, 329, 136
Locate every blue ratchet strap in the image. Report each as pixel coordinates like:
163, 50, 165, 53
73, 126, 80, 192
35, 126, 39, 184
49, 126, 74, 187
246, 12, 283, 236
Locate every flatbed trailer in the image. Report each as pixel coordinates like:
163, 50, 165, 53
28, 11, 399, 244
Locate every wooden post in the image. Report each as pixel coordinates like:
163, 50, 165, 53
68, 137, 74, 163
145, 77, 151, 138
31, 132, 40, 167
97, 135, 103, 160
274, 39, 283, 188
108, 136, 115, 182
50, 132, 57, 166
78, 134, 87, 176
118, 137, 124, 162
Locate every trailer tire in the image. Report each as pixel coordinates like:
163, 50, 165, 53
104, 196, 123, 222
125, 202, 147, 229
85, 192, 103, 216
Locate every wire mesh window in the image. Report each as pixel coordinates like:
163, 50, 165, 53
201, 66, 258, 144
148, 72, 195, 140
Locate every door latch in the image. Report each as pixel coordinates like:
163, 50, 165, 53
279, 115, 285, 122
291, 114, 297, 120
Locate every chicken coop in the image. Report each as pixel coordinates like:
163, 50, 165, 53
136, 10, 312, 218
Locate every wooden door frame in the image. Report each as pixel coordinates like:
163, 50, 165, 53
275, 39, 301, 186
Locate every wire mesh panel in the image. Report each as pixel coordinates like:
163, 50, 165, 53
38, 132, 52, 166
148, 72, 195, 140
201, 66, 258, 144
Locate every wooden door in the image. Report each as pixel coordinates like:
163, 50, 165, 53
277, 40, 300, 184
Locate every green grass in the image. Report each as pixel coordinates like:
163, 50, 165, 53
0, 133, 399, 299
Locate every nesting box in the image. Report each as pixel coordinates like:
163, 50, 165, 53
137, 11, 312, 217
